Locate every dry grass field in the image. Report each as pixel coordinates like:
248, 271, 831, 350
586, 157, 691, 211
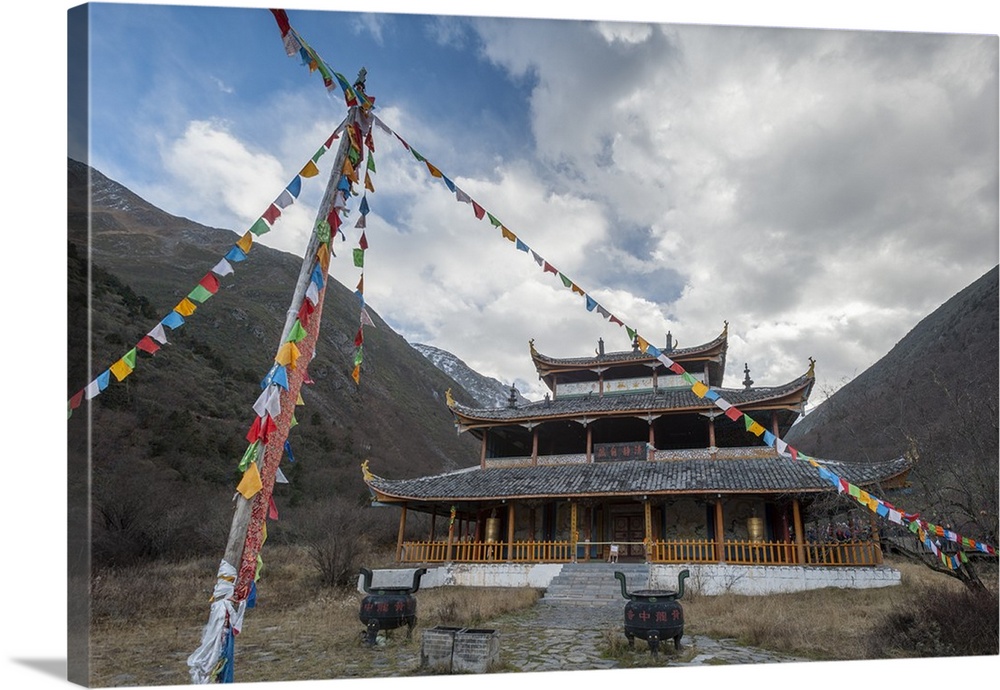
86, 547, 997, 687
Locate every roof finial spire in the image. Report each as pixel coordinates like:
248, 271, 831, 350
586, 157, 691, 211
743, 363, 754, 390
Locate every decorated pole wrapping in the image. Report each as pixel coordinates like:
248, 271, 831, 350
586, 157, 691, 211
187, 67, 373, 684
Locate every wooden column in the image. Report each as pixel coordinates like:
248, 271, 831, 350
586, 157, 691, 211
396, 504, 408, 562
869, 513, 883, 565
792, 498, 806, 565
506, 502, 516, 562
429, 507, 436, 542
648, 424, 655, 460
570, 501, 578, 562
531, 428, 539, 465
714, 498, 725, 562
584, 507, 592, 561
771, 410, 780, 437
644, 499, 653, 562
708, 415, 716, 449
446, 506, 455, 562
586, 425, 593, 462
480, 430, 488, 469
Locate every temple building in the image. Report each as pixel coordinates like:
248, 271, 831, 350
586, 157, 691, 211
362, 324, 912, 567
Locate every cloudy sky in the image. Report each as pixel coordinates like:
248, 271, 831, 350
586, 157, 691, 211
68, 2, 998, 407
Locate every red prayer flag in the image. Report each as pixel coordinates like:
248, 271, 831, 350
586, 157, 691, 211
359, 231, 368, 250
669, 363, 685, 375
354, 328, 364, 347
268, 496, 279, 520
136, 336, 160, 354
199, 273, 220, 294
270, 9, 291, 36
724, 406, 743, 422
69, 390, 84, 409
263, 204, 282, 224
246, 416, 263, 443
472, 201, 486, 220
543, 262, 558, 274
327, 208, 342, 232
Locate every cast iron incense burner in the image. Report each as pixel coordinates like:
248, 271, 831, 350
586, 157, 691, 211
614, 569, 690, 657
358, 567, 427, 646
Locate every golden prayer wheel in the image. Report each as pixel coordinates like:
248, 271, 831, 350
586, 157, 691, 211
485, 517, 501, 544
747, 516, 765, 543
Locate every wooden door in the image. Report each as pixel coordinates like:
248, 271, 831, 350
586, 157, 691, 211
612, 514, 645, 557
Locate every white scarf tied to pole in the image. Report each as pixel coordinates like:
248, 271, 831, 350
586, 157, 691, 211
187, 559, 247, 684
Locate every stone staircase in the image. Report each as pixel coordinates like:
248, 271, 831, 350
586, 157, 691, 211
539, 562, 649, 606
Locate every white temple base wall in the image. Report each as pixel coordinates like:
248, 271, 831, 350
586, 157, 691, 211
358, 562, 901, 594
649, 563, 902, 595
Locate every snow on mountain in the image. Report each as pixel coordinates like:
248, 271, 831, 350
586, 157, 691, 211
411, 343, 531, 409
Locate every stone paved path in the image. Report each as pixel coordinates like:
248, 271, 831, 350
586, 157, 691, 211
341, 599, 807, 678
490, 601, 807, 671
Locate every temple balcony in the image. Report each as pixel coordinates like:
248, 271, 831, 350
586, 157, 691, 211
396, 537, 883, 567
482, 445, 781, 468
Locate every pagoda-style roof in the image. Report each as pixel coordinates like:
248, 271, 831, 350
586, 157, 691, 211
364, 455, 912, 507
530, 324, 729, 388
451, 371, 815, 431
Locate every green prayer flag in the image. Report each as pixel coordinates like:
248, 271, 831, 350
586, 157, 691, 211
367, 154, 376, 172
250, 218, 271, 236
312, 147, 325, 163
744, 414, 755, 431
848, 483, 861, 498
348, 147, 360, 166
290, 414, 298, 428
188, 284, 213, 303
487, 213, 502, 228
411, 148, 425, 162
287, 320, 308, 343
626, 326, 637, 340
316, 219, 331, 244
239, 441, 261, 473
354, 346, 364, 366
559, 273, 572, 288
123, 348, 137, 368
908, 521, 920, 534
353, 248, 365, 268
681, 372, 696, 385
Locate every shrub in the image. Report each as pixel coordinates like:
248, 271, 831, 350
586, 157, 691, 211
863, 585, 999, 658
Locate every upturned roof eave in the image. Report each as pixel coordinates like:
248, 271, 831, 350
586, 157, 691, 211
450, 373, 814, 426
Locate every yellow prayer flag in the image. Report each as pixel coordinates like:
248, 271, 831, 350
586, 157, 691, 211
296, 393, 305, 406
317, 243, 330, 273
636, 336, 649, 352
275, 341, 301, 369
426, 162, 443, 178
110, 358, 134, 382
261, 521, 268, 546
174, 298, 197, 317
236, 462, 263, 499
364, 172, 375, 193
691, 381, 709, 398
748, 421, 766, 436
351, 363, 360, 385
237, 231, 254, 254
858, 489, 870, 504
300, 160, 320, 178
501, 227, 516, 242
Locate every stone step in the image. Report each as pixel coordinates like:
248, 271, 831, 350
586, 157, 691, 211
540, 563, 650, 605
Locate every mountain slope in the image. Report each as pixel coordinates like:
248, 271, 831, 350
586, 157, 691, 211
786, 265, 998, 538
68, 158, 482, 565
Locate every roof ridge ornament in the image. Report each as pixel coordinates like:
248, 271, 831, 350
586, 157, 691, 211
529, 338, 538, 357
361, 459, 374, 481
743, 362, 754, 390
445, 388, 455, 408
721, 320, 729, 339
807, 357, 816, 378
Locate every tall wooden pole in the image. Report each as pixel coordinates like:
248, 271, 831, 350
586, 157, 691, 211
189, 70, 372, 683
221, 97, 360, 594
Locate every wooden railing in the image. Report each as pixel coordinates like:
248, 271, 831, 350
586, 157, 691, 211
398, 538, 882, 566
399, 540, 573, 564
